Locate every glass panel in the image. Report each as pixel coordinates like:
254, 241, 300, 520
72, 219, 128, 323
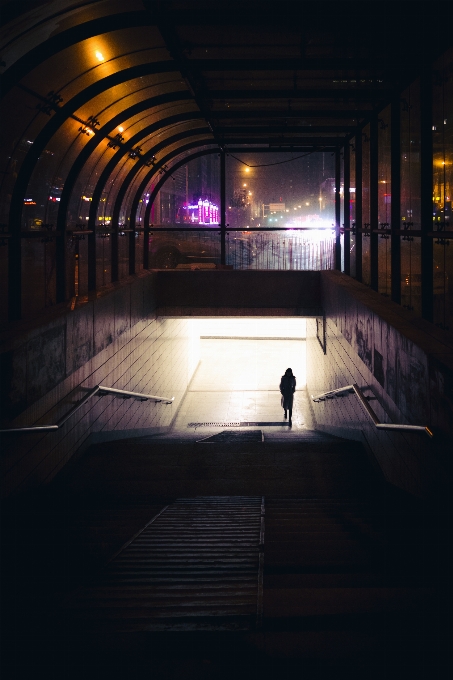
149, 154, 221, 228
226, 230, 335, 270
0, 88, 57, 224
226, 150, 334, 229
350, 137, 356, 277
401, 237, 422, 313
118, 231, 129, 280
67, 146, 116, 228
96, 233, 111, 286
21, 238, 56, 318
147, 229, 334, 271
102, 154, 146, 226
433, 240, 451, 328
361, 123, 371, 285
432, 48, 453, 330
378, 105, 391, 296
149, 230, 221, 268
77, 234, 89, 298
401, 79, 422, 314
65, 236, 76, 301
135, 228, 144, 273
23, 121, 91, 231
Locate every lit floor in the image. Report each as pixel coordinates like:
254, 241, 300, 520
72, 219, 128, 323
172, 337, 314, 433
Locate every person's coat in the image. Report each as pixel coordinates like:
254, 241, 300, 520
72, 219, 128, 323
280, 374, 296, 410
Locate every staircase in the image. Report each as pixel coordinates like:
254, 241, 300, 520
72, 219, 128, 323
1, 429, 447, 680
65, 496, 263, 632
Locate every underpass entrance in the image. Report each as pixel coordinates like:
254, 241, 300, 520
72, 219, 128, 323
171, 318, 312, 434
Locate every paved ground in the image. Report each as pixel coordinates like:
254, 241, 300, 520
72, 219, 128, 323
172, 337, 313, 433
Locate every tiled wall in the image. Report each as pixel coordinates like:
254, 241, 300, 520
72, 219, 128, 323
307, 271, 452, 499
0, 273, 200, 498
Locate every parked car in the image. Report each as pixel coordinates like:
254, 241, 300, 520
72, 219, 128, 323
149, 230, 220, 268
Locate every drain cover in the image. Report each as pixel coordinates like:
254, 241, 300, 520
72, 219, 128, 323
188, 422, 241, 428
197, 430, 264, 443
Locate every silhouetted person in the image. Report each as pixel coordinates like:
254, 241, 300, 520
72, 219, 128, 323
280, 367, 296, 426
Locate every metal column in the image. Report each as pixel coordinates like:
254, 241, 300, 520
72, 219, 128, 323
343, 142, 351, 275
391, 95, 401, 304
335, 148, 341, 270
355, 130, 363, 282
220, 149, 226, 265
370, 114, 379, 291
420, 67, 433, 322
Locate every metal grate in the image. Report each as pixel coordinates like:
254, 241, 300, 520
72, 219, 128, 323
65, 496, 264, 631
188, 421, 286, 428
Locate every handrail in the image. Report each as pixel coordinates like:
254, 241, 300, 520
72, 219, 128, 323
311, 384, 433, 438
0, 385, 174, 434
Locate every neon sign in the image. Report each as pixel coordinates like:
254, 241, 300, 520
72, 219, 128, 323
184, 199, 219, 224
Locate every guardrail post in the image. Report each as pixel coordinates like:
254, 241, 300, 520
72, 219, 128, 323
335, 148, 341, 270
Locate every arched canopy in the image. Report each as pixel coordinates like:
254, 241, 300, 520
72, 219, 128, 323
1, 0, 452, 319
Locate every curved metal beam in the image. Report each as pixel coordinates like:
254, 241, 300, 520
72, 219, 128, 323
57, 92, 194, 231
9, 60, 178, 235
57, 112, 205, 295
56, 100, 198, 298
7, 60, 182, 318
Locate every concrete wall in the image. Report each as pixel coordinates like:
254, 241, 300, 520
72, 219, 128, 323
156, 270, 323, 317
0, 273, 200, 498
307, 270, 453, 499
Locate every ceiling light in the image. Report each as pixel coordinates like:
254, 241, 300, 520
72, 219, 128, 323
95, 51, 105, 62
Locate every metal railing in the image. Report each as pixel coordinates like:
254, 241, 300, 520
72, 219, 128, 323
311, 384, 433, 438
0, 385, 174, 434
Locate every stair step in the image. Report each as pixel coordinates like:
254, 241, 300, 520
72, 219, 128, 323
263, 587, 435, 618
